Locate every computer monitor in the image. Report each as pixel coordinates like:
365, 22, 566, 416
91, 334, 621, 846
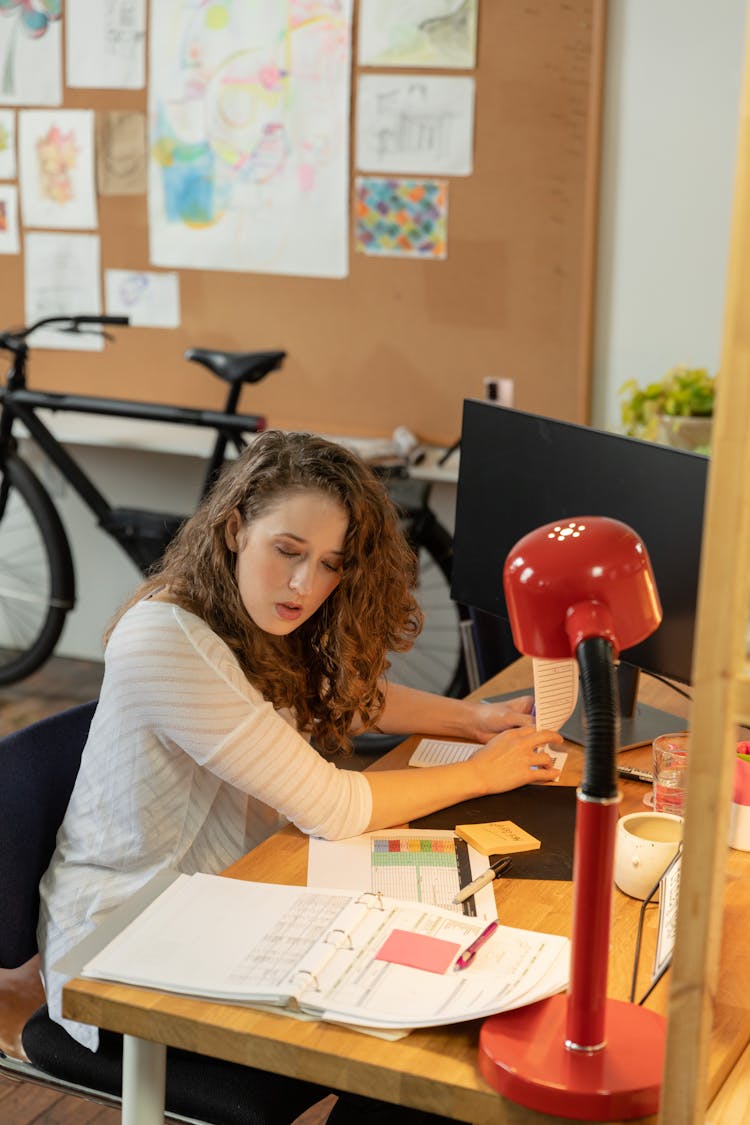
451, 399, 709, 749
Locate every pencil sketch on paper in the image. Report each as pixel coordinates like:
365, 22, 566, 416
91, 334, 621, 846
19, 109, 98, 229
148, 0, 353, 279
356, 74, 475, 176
0, 1, 62, 106
0, 108, 15, 177
23, 231, 103, 351
66, 0, 146, 90
355, 176, 448, 260
96, 111, 147, 195
358, 0, 478, 69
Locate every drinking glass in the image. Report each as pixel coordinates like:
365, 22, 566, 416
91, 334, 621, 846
652, 731, 689, 815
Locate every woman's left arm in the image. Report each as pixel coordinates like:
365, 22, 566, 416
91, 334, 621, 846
372, 680, 534, 744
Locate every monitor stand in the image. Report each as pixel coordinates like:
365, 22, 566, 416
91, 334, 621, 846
560, 662, 687, 752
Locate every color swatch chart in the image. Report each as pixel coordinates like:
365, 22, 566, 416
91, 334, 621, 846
371, 834, 474, 913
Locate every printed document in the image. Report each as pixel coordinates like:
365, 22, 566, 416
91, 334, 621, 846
79, 873, 569, 1032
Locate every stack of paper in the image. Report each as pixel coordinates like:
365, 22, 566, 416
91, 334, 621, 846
79, 873, 570, 1033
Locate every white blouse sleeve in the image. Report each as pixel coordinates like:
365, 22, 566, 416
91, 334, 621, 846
106, 602, 373, 841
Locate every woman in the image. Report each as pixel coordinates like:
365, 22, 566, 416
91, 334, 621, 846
29, 430, 560, 1123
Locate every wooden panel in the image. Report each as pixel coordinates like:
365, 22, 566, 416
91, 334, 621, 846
0, 2, 605, 445
658, 2, 750, 1120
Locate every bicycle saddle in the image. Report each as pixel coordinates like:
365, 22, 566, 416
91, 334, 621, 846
184, 348, 286, 385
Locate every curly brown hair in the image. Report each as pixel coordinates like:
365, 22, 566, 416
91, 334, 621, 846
107, 431, 423, 753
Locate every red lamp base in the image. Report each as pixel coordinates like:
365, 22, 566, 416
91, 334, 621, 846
478, 994, 666, 1121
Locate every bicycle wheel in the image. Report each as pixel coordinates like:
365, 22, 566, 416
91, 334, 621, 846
0, 452, 75, 684
386, 506, 469, 699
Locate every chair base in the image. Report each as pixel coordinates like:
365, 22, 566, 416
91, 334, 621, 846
0, 1051, 207, 1123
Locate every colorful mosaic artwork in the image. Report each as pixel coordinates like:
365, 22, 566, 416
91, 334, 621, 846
355, 176, 448, 259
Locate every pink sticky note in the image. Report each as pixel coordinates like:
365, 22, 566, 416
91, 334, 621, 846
375, 929, 461, 974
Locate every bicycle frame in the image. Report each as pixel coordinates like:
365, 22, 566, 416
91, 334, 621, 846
0, 316, 468, 697
0, 385, 263, 532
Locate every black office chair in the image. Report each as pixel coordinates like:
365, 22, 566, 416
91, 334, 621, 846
0, 702, 334, 1125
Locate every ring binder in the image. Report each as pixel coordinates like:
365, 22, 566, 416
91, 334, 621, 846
77, 873, 570, 1032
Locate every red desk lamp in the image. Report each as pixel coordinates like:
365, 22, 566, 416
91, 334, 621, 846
478, 517, 667, 1120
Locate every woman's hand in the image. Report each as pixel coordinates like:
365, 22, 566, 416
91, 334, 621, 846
469, 726, 563, 793
465, 695, 536, 742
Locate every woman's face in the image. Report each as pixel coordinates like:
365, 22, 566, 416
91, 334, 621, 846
225, 488, 348, 635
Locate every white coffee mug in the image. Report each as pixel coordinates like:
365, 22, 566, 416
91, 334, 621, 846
614, 812, 683, 900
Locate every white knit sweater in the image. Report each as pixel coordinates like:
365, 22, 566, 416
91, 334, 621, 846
38, 600, 372, 1049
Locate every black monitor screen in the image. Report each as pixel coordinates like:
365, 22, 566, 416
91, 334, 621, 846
451, 400, 708, 723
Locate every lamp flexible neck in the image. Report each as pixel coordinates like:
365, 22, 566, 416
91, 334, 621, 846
577, 636, 618, 800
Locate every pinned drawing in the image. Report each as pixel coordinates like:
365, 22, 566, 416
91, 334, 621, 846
356, 74, 475, 176
66, 0, 146, 89
18, 108, 98, 229
0, 0, 62, 106
96, 111, 147, 195
355, 176, 447, 259
23, 231, 103, 350
0, 108, 15, 177
358, 0, 478, 69
149, 0, 353, 278
0, 182, 19, 253
105, 268, 181, 328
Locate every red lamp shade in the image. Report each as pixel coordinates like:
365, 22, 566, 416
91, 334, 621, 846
503, 516, 662, 660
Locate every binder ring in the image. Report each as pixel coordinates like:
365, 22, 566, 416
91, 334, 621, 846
325, 928, 354, 949
355, 890, 385, 910
293, 969, 320, 992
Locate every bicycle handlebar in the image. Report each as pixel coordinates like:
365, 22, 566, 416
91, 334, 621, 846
0, 314, 130, 351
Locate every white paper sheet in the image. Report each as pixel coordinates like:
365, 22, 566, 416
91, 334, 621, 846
358, 0, 478, 69
356, 74, 475, 175
66, 0, 146, 89
408, 738, 568, 779
0, 109, 16, 178
105, 269, 181, 328
148, 0, 353, 278
532, 657, 579, 733
24, 232, 103, 351
0, 184, 19, 254
307, 829, 498, 919
19, 109, 98, 230
0, 9, 62, 106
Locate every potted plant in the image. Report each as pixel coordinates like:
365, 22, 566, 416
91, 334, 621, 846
618, 364, 716, 453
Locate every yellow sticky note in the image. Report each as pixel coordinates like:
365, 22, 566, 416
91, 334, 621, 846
455, 821, 541, 856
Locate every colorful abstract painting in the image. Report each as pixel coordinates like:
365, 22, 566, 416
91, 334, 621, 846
0, 107, 14, 176
0, 182, 19, 252
18, 109, 98, 228
148, 0, 353, 278
355, 176, 447, 259
0, 1, 62, 105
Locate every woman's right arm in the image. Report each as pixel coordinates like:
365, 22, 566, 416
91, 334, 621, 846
363, 726, 562, 832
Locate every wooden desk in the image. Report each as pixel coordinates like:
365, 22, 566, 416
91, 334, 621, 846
63, 660, 750, 1124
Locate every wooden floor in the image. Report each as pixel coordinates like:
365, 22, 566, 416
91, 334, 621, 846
0, 654, 335, 1125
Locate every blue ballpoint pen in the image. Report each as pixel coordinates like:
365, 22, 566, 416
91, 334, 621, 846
453, 919, 499, 971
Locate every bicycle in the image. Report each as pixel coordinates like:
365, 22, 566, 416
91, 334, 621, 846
0, 314, 468, 699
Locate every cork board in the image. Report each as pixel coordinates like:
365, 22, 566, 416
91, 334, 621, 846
2, 1, 605, 446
